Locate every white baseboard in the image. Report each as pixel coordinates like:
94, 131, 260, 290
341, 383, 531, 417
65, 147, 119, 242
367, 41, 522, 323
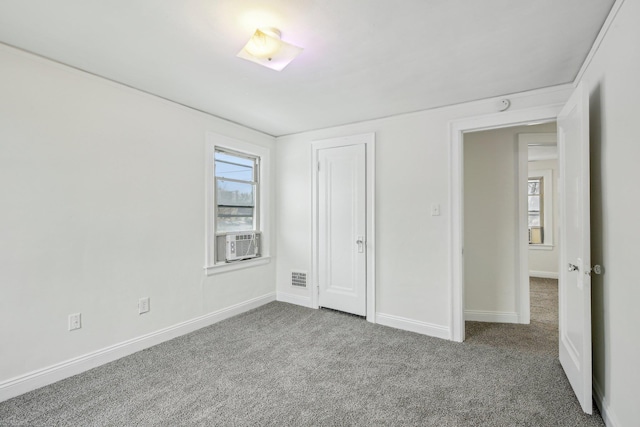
529, 270, 559, 279
0, 292, 276, 403
593, 379, 619, 427
465, 310, 519, 323
376, 312, 450, 340
276, 291, 312, 308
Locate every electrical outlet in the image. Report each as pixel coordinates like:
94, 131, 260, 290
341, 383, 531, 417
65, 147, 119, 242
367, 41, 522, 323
68, 313, 81, 331
138, 297, 150, 314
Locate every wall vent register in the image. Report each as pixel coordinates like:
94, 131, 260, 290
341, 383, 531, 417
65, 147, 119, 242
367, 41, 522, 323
225, 232, 260, 261
291, 271, 307, 288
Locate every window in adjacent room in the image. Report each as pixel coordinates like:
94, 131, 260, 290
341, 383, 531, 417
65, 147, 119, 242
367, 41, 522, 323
528, 176, 544, 244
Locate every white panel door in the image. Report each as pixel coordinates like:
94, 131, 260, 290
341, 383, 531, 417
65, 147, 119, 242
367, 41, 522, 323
558, 82, 592, 414
318, 143, 366, 316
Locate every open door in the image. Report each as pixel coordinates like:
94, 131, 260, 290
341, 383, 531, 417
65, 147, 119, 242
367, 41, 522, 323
557, 82, 592, 414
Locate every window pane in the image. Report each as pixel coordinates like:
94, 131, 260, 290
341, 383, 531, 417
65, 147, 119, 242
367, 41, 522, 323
215, 152, 255, 181
528, 213, 541, 227
218, 206, 254, 218
217, 179, 255, 207
528, 180, 541, 195
528, 195, 540, 212
217, 207, 254, 232
529, 227, 543, 244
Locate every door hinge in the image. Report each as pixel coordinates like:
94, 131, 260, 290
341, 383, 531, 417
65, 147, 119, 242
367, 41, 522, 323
317, 161, 320, 172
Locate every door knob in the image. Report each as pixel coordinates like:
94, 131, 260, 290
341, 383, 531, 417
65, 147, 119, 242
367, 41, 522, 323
568, 263, 579, 272
587, 265, 603, 276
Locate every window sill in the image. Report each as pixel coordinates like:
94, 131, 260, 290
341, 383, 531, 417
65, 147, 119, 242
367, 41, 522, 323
204, 256, 271, 276
529, 244, 554, 251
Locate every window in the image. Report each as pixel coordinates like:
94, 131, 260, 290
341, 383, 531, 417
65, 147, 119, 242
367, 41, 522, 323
215, 149, 259, 233
205, 133, 270, 273
521, 133, 556, 250
527, 168, 553, 248
528, 177, 544, 244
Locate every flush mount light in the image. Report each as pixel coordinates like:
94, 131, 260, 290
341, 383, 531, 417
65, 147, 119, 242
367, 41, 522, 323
237, 27, 303, 71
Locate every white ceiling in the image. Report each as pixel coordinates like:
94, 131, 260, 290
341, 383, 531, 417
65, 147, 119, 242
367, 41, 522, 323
0, 0, 614, 136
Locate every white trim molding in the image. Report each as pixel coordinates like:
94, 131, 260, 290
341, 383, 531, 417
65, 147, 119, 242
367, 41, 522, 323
376, 313, 450, 340
526, 166, 555, 247
277, 292, 313, 308
517, 138, 531, 324
464, 310, 519, 324
205, 256, 271, 275
0, 293, 276, 403
204, 132, 271, 271
529, 244, 554, 251
311, 132, 376, 323
449, 104, 564, 342
573, 0, 626, 86
523, 133, 558, 162
529, 270, 559, 279
593, 379, 619, 427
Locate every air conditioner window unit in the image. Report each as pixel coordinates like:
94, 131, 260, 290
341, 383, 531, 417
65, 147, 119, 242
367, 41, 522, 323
225, 232, 260, 262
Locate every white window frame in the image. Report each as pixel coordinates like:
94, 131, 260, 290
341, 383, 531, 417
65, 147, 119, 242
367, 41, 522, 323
214, 147, 260, 233
205, 133, 271, 275
520, 132, 556, 251
527, 176, 544, 244
527, 168, 554, 250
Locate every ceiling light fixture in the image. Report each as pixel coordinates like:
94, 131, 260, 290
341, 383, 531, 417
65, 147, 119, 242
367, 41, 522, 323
237, 27, 302, 71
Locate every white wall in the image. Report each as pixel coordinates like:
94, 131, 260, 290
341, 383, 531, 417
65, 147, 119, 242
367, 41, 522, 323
463, 123, 555, 320
0, 44, 276, 389
1, 1, 636, 421
578, 0, 640, 424
528, 159, 560, 277
275, 87, 572, 335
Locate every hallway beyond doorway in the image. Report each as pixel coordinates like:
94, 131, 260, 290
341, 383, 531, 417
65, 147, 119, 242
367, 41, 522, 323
465, 277, 558, 355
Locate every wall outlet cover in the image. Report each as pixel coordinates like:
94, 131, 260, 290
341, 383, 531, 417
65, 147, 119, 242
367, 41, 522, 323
68, 313, 81, 331
138, 297, 150, 314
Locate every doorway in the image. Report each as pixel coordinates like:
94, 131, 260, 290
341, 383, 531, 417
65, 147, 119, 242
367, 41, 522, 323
450, 88, 594, 413
311, 133, 376, 321
462, 122, 558, 328
462, 122, 560, 353
449, 104, 563, 342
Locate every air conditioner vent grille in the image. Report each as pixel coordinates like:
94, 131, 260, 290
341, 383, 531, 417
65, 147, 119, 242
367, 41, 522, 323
292, 271, 307, 288
235, 238, 256, 256
225, 232, 260, 261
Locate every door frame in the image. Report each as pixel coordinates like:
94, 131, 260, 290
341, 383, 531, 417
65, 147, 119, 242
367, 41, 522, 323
311, 132, 376, 322
449, 105, 564, 342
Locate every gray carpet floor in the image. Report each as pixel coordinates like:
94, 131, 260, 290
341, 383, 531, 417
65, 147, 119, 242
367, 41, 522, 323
465, 277, 559, 356
1, 277, 604, 426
